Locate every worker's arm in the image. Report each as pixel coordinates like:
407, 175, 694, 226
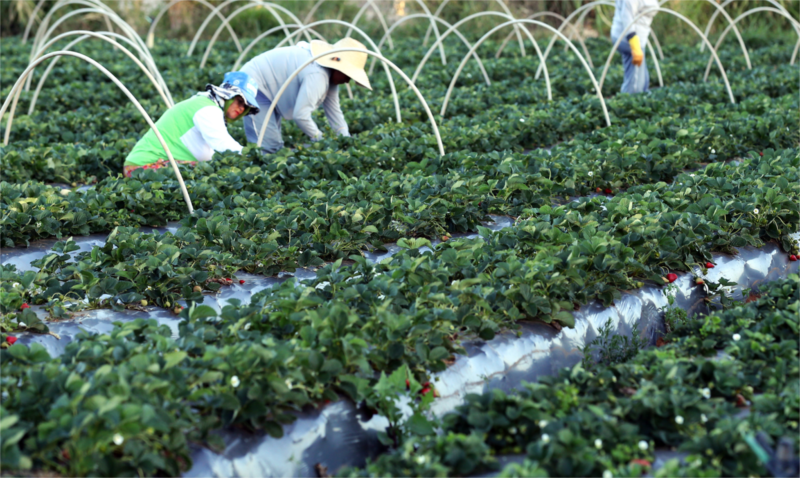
322, 85, 350, 137
627, 0, 658, 66
193, 105, 243, 154
627, 32, 644, 67
293, 73, 327, 141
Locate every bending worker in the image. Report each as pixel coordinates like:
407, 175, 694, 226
124, 72, 260, 176
610, 0, 658, 94
239, 38, 371, 153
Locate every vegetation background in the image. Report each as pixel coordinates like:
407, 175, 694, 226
2, 0, 798, 44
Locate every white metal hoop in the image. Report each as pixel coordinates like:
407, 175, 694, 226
412, 11, 538, 84
146, 0, 243, 52
422, 0, 526, 57
703, 6, 800, 82
370, 13, 490, 87
26, 31, 172, 118
441, 19, 609, 127
344, 0, 394, 50
199, 2, 302, 68
701, 0, 792, 52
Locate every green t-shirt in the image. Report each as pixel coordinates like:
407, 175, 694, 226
125, 95, 217, 166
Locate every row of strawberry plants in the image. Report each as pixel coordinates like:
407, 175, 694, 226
338, 274, 799, 477
2, 87, 797, 247
2, 145, 797, 327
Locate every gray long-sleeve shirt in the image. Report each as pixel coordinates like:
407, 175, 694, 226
240, 42, 350, 140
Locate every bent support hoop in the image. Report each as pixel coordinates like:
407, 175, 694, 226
302, 0, 326, 24
657, 0, 750, 70
232, 23, 307, 70
199, 1, 304, 68
701, 0, 790, 53
598, 7, 736, 104
345, 0, 394, 50
703, 7, 800, 81
25, 32, 172, 118
0, 51, 195, 215
371, 13, 490, 87
21, 0, 48, 44
412, 11, 533, 84
423, 0, 526, 57
28, 6, 168, 102
256, 48, 445, 157
441, 19, 609, 127
146, 0, 242, 51
495, 12, 591, 65
532, 0, 618, 81
409, 0, 448, 65
269, 20, 402, 124
31, 0, 115, 50
187, 0, 308, 57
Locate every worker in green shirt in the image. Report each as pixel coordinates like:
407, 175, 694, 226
124, 71, 260, 177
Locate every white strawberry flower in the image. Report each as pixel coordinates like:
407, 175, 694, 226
675, 415, 684, 425
701, 414, 708, 423
230, 375, 241, 388
701, 388, 711, 399
588, 171, 594, 177
753, 208, 759, 215
113, 433, 124, 445
541, 433, 550, 444
733, 333, 741, 341
638, 440, 649, 451
603, 471, 613, 478
595, 438, 603, 449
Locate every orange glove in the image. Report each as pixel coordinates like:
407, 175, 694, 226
629, 35, 644, 67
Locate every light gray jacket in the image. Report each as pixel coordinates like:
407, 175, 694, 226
241, 42, 350, 140
610, 0, 658, 45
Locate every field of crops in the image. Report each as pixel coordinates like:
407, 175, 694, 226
1, 1, 799, 476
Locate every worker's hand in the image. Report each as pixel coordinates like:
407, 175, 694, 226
629, 35, 644, 67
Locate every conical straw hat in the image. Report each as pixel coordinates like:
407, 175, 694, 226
310, 38, 372, 90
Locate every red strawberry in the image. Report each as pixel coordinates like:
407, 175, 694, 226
735, 393, 748, 408
666, 273, 678, 283
696, 278, 704, 285
759, 152, 763, 156
239, 280, 245, 284
790, 255, 798, 261
604, 188, 613, 194
405, 379, 410, 390
61, 448, 70, 461
630, 459, 651, 468
420, 387, 432, 396
6, 336, 17, 345
706, 262, 715, 268
596, 187, 602, 193
20, 303, 30, 310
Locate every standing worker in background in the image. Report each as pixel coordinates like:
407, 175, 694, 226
610, 0, 659, 94
239, 38, 372, 153
124, 72, 260, 176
